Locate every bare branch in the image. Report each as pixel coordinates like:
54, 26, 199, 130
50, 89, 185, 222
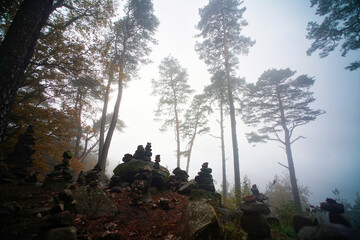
291, 135, 306, 145
209, 133, 221, 139
278, 162, 289, 169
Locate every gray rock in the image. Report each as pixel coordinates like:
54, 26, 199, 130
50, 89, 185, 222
176, 200, 221, 240
293, 215, 318, 233
241, 202, 270, 215
178, 179, 196, 195
241, 212, 271, 238
298, 223, 360, 240
73, 185, 117, 218
113, 159, 169, 189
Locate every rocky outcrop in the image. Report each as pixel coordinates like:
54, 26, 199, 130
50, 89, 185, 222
73, 185, 118, 218
240, 201, 272, 240
176, 200, 222, 240
112, 159, 169, 189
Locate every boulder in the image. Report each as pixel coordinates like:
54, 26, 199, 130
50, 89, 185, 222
241, 212, 271, 239
112, 159, 169, 189
178, 179, 196, 195
298, 223, 360, 240
240, 202, 270, 215
176, 200, 222, 240
293, 215, 318, 233
73, 185, 117, 218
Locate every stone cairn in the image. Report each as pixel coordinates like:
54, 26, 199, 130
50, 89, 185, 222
154, 154, 160, 169
129, 166, 153, 206
167, 167, 189, 192
241, 186, 272, 240
133, 143, 152, 162
5, 125, 38, 183
194, 162, 215, 192
320, 198, 352, 228
42, 151, 74, 191
82, 164, 102, 187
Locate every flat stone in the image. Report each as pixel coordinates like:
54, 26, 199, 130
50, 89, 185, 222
241, 202, 270, 215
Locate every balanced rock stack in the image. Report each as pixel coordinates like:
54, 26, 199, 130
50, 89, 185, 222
320, 198, 351, 228
241, 201, 272, 240
133, 143, 152, 162
42, 151, 74, 191
154, 155, 160, 169
5, 125, 38, 183
194, 162, 215, 192
167, 167, 189, 192
84, 164, 102, 187
129, 166, 153, 206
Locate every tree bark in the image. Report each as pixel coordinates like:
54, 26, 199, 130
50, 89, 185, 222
74, 90, 83, 159
99, 77, 123, 172
0, 0, 54, 143
98, 68, 113, 161
277, 88, 302, 213
172, 85, 181, 168
220, 97, 227, 197
185, 113, 199, 173
222, 13, 241, 202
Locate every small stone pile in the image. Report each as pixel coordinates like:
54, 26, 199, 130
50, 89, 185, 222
167, 167, 189, 192
241, 202, 272, 240
154, 155, 160, 169
122, 153, 133, 163
320, 198, 351, 228
5, 125, 38, 183
38, 190, 77, 240
194, 162, 215, 192
129, 166, 153, 206
243, 184, 269, 203
132, 143, 151, 162
42, 151, 74, 191
84, 164, 102, 187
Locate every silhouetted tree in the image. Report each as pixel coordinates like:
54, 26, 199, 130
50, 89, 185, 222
181, 94, 212, 173
0, 0, 53, 143
204, 70, 245, 197
152, 56, 194, 168
98, 0, 159, 172
242, 68, 325, 213
196, 0, 255, 200
307, 0, 360, 71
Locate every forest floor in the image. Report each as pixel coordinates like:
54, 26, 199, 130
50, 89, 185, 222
0, 183, 190, 240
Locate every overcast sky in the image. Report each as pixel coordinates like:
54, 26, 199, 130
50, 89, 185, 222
105, 0, 360, 205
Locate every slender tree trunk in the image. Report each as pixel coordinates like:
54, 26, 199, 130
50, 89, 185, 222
0, 0, 54, 143
222, 14, 241, 201
98, 68, 113, 161
74, 91, 83, 158
172, 86, 181, 168
219, 97, 227, 197
185, 115, 199, 173
99, 77, 123, 172
277, 88, 302, 213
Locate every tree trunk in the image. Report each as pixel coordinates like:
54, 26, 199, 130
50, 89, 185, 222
277, 88, 302, 213
222, 14, 241, 201
0, 0, 54, 143
219, 97, 227, 197
98, 68, 113, 161
74, 90, 83, 159
99, 77, 123, 172
185, 114, 199, 173
172, 87, 181, 168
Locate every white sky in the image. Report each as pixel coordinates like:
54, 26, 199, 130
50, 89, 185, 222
105, 0, 360, 205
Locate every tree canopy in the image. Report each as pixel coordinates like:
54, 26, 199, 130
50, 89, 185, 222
307, 0, 360, 71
